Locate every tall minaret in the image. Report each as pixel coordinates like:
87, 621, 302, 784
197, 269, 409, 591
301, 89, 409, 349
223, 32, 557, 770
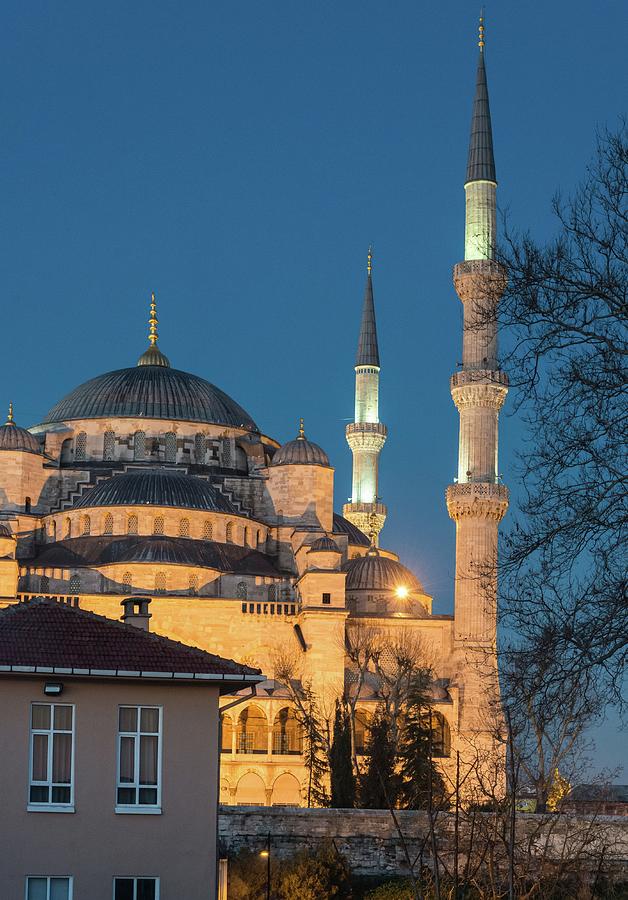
343, 250, 387, 545
446, 17, 509, 651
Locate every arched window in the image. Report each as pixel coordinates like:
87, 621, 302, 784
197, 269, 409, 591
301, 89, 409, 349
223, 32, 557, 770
271, 772, 301, 807
188, 574, 198, 595
164, 431, 177, 462
50, 521, 56, 541
221, 438, 232, 468
179, 518, 190, 538
268, 584, 278, 602
153, 516, 164, 536
272, 708, 302, 755
235, 772, 266, 805
256, 530, 263, 548
237, 705, 267, 754
243, 527, 249, 547
122, 571, 132, 593
104, 513, 114, 535
25, 497, 31, 514
69, 574, 80, 593
225, 522, 233, 543
195, 433, 206, 463
75, 431, 87, 461
40, 575, 50, 593
103, 430, 115, 461
134, 430, 146, 461
81, 515, 91, 536
236, 581, 247, 600
127, 514, 138, 535
155, 571, 167, 594
203, 520, 213, 541
64, 518, 72, 539
221, 713, 233, 754
354, 709, 370, 756
429, 711, 451, 759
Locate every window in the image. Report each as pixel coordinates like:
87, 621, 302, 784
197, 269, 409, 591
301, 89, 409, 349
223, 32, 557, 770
103, 430, 115, 461
178, 517, 190, 538
116, 706, 161, 810
104, 513, 114, 535
75, 432, 87, 461
155, 572, 166, 594
221, 713, 233, 754
429, 711, 451, 759
164, 431, 177, 462
40, 575, 50, 593
123, 572, 133, 593
50, 521, 57, 541
25, 496, 32, 513
64, 518, 71, 539
225, 522, 233, 543
133, 431, 146, 461
69, 575, 80, 593
203, 520, 213, 541
221, 438, 232, 467
188, 574, 198, 595
194, 433, 206, 463
268, 584, 277, 602
81, 515, 90, 536
243, 527, 249, 547
127, 515, 138, 535
272, 708, 302, 755
236, 581, 247, 600
256, 530, 263, 548
322, 592, 331, 605
113, 878, 159, 900
237, 705, 267, 754
26, 877, 73, 900
29, 703, 74, 808
153, 516, 164, 536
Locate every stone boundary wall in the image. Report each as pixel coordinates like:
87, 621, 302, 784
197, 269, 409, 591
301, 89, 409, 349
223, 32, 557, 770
218, 806, 628, 880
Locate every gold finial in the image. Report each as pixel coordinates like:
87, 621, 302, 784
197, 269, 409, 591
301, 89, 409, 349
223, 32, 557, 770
148, 292, 158, 346
367, 246, 373, 276
298, 417, 305, 439
478, 9, 485, 51
6, 402, 15, 426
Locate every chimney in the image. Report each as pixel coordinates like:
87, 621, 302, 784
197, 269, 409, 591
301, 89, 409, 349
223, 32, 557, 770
121, 597, 152, 631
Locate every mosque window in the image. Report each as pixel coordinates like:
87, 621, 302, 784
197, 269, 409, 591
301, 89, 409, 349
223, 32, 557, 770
203, 520, 213, 541
322, 593, 331, 605
81, 515, 91, 536
64, 518, 72, 539
256, 530, 263, 548
75, 432, 87, 461
428, 711, 451, 759
236, 705, 267, 754
104, 513, 114, 535
122, 572, 132, 592
25, 497, 32, 514
236, 581, 248, 600
103, 430, 115, 461
354, 710, 370, 756
153, 516, 164, 536
155, 572, 167, 594
179, 518, 190, 538
188, 574, 198, 595
195, 433, 206, 463
272, 708, 303, 755
133, 431, 146, 461
69, 574, 80, 593
40, 575, 50, 593
225, 522, 234, 543
165, 431, 177, 462
221, 439, 232, 468
221, 713, 233, 754
127, 514, 138, 535
268, 584, 278, 602
50, 521, 56, 541
243, 527, 249, 547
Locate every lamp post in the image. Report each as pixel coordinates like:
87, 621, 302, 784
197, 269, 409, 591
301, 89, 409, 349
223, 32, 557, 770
259, 832, 271, 899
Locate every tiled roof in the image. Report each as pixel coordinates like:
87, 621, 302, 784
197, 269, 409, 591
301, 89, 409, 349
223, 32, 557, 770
332, 513, 370, 547
72, 470, 238, 514
0, 598, 262, 682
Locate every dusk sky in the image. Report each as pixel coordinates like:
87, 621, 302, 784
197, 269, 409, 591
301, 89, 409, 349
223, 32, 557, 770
2, 2, 626, 769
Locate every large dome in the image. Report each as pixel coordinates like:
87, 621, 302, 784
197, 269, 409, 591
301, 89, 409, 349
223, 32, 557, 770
42, 365, 258, 431
344, 552, 425, 594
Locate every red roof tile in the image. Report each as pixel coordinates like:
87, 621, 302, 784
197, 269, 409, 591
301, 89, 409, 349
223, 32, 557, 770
0, 598, 262, 681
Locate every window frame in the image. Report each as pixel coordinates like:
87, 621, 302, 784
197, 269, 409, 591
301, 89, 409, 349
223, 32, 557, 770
112, 877, 160, 900
115, 705, 163, 815
27, 702, 75, 813
25, 875, 74, 900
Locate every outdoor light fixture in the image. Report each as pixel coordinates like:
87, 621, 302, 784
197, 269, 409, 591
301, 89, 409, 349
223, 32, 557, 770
44, 682, 64, 696
395, 585, 409, 600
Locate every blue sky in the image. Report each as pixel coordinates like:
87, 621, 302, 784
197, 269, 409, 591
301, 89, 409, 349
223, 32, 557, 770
2, 1, 626, 769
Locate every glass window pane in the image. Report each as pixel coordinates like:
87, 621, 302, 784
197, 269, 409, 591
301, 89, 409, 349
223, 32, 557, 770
51, 785, 71, 803
30, 785, 49, 803
26, 878, 48, 900
53, 705, 73, 730
50, 878, 70, 900
140, 708, 159, 733
32, 733, 48, 781
139, 787, 158, 805
52, 733, 72, 783
119, 736, 135, 783
32, 704, 51, 729
119, 707, 137, 732
114, 879, 134, 900
117, 787, 136, 805
137, 879, 157, 900
139, 735, 158, 785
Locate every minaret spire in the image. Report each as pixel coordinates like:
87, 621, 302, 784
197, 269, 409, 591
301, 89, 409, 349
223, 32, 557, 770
343, 250, 387, 545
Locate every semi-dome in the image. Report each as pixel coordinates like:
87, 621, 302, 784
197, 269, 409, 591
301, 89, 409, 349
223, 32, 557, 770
332, 513, 369, 547
72, 469, 238, 514
308, 536, 340, 553
0, 405, 41, 455
344, 551, 425, 594
272, 419, 329, 468
42, 365, 258, 431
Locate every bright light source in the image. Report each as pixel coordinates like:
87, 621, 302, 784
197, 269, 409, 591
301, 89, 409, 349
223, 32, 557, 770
260, 850, 269, 858
395, 585, 409, 600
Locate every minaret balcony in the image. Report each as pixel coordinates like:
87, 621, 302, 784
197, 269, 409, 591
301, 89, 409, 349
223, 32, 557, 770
450, 369, 509, 389
345, 422, 387, 452
453, 259, 507, 304
445, 482, 509, 523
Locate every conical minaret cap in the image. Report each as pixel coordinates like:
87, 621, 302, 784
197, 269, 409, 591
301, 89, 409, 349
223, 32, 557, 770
355, 248, 380, 367
465, 19, 496, 184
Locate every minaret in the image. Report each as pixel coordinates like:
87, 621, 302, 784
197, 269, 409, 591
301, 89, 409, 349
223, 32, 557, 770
343, 249, 388, 545
446, 17, 509, 649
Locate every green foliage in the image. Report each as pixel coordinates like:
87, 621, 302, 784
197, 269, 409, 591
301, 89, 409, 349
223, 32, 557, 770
277, 841, 352, 900
398, 679, 448, 810
359, 706, 400, 809
363, 878, 415, 899
227, 848, 270, 900
330, 699, 356, 808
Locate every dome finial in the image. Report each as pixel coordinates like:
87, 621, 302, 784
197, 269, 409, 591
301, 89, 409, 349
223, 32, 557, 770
367, 246, 373, 276
298, 417, 305, 439
137, 291, 171, 367
149, 292, 158, 346
478, 8, 485, 51
6, 402, 15, 426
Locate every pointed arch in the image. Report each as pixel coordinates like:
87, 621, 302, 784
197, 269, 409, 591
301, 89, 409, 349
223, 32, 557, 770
104, 513, 114, 535
81, 514, 91, 536
179, 517, 190, 538
272, 708, 302, 755
237, 705, 267, 754
153, 516, 164, 536
127, 514, 138, 535
133, 430, 146, 461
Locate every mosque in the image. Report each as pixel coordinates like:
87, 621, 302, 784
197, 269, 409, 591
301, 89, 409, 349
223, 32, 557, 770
0, 23, 508, 806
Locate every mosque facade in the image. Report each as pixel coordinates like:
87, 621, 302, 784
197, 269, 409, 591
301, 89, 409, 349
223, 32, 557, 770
0, 28, 507, 807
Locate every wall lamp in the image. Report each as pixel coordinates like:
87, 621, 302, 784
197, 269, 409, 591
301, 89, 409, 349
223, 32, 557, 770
44, 682, 64, 696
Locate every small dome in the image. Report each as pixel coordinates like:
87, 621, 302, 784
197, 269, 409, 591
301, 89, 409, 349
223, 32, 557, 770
0, 406, 41, 455
72, 469, 238, 514
308, 536, 340, 553
272, 420, 329, 468
137, 344, 171, 368
344, 552, 424, 594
